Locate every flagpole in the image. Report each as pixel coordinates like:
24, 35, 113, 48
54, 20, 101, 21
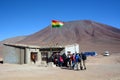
73, 30, 76, 53
51, 20, 64, 52
50, 22, 53, 62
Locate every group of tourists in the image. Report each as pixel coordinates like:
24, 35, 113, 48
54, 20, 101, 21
51, 51, 87, 70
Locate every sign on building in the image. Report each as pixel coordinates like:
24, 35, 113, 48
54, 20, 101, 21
65, 43, 79, 54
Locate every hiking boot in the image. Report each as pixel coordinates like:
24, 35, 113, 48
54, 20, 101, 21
80, 66, 83, 70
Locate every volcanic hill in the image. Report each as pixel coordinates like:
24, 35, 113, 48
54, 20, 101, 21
17, 20, 120, 54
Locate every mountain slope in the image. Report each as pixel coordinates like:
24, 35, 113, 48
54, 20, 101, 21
18, 20, 120, 44
17, 20, 120, 54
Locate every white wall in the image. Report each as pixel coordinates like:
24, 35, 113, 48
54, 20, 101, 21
65, 44, 79, 54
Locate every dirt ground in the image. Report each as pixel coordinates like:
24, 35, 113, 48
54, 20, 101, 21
0, 54, 120, 80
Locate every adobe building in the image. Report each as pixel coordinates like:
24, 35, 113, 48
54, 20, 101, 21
3, 43, 79, 65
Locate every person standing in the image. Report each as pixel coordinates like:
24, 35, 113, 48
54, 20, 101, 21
59, 55, 64, 67
81, 52, 87, 70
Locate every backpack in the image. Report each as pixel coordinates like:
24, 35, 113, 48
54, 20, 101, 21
71, 55, 75, 61
75, 54, 81, 62
60, 56, 63, 62
82, 53, 87, 60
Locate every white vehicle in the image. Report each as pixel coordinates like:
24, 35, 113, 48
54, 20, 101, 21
103, 51, 110, 56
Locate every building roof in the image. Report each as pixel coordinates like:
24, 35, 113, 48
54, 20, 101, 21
3, 43, 65, 49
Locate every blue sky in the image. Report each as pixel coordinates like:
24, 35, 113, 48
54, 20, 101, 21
0, 0, 120, 41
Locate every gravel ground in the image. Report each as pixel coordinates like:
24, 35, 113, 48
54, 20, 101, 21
0, 55, 120, 80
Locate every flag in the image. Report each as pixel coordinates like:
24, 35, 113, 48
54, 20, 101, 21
52, 20, 64, 28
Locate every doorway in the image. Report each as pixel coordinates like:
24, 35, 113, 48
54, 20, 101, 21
31, 52, 38, 64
